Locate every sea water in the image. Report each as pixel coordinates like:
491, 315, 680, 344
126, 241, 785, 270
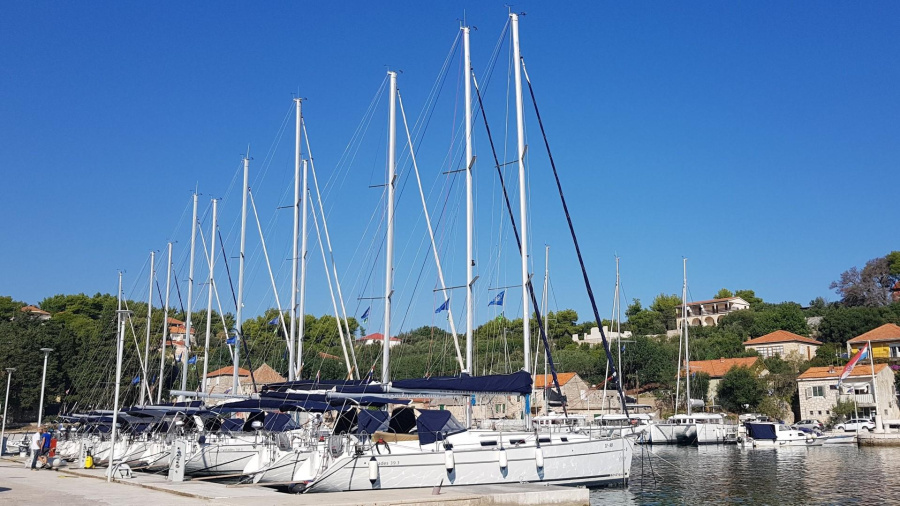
592, 444, 899, 505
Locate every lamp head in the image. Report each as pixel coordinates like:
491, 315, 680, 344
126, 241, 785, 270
5, 368, 15, 373
40, 348, 54, 354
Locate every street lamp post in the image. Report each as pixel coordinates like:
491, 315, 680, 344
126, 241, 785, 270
37, 348, 53, 427
1, 368, 15, 455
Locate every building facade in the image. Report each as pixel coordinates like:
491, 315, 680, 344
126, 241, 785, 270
686, 357, 767, 405
743, 330, 822, 360
848, 323, 900, 360
797, 364, 899, 421
571, 326, 633, 347
676, 297, 750, 328
358, 332, 402, 348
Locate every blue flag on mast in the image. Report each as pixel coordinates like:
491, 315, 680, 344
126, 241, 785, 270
360, 307, 370, 322
131, 375, 140, 385
489, 291, 505, 306
435, 299, 449, 313
188, 355, 197, 365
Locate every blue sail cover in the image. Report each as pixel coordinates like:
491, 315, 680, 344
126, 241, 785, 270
392, 371, 532, 395
357, 410, 389, 435
263, 413, 296, 432
211, 399, 286, 412
261, 379, 384, 394
416, 410, 466, 445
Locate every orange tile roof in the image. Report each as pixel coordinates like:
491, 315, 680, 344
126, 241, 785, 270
247, 363, 286, 384
744, 330, 822, 346
20, 305, 50, 315
169, 325, 196, 335
167, 317, 185, 325
798, 363, 889, 381
848, 323, 900, 344
534, 372, 577, 388
686, 357, 761, 378
207, 366, 250, 378
360, 332, 400, 342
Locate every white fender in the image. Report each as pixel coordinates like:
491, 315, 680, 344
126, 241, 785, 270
498, 448, 508, 469
368, 456, 378, 484
445, 449, 455, 472
535, 447, 544, 469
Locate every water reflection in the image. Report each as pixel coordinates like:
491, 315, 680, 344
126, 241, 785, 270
592, 445, 900, 505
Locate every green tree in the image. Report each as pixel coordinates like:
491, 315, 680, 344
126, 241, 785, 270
714, 288, 734, 299
717, 366, 765, 413
734, 290, 764, 309
650, 293, 682, 331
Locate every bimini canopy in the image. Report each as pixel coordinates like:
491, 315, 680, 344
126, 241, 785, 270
745, 422, 777, 440
357, 410, 389, 435
416, 410, 466, 445
391, 371, 532, 396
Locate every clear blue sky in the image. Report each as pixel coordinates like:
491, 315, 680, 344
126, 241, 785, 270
2, 2, 898, 334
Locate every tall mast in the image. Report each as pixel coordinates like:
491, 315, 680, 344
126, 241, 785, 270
181, 193, 198, 395
297, 159, 309, 377
511, 12, 532, 425
382, 70, 397, 384
542, 245, 550, 416
201, 199, 217, 391
234, 157, 249, 394
463, 24, 475, 377
289, 98, 302, 381
140, 251, 154, 405
615, 257, 621, 391
108, 273, 127, 481
158, 242, 172, 403
683, 258, 691, 416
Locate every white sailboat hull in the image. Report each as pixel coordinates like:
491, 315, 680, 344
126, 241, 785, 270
307, 435, 632, 493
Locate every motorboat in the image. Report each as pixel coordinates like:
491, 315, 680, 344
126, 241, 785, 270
742, 422, 822, 447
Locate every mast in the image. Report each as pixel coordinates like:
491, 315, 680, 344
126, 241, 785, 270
158, 242, 172, 403
683, 258, 691, 416
463, 22, 476, 427
382, 70, 397, 384
234, 157, 249, 394
201, 199, 217, 391
290, 98, 302, 381
181, 193, 198, 396
615, 257, 622, 394
140, 251, 154, 405
542, 245, 549, 416
464, 24, 475, 376
108, 273, 128, 481
297, 159, 309, 377
511, 12, 531, 423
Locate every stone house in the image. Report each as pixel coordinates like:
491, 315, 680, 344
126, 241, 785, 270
19, 305, 51, 321
743, 330, 822, 360
848, 324, 900, 360
686, 357, 768, 404
358, 332, 402, 348
676, 297, 750, 328
797, 363, 899, 421
571, 326, 632, 347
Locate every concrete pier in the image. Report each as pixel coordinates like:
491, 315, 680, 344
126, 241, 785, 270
858, 432, 900, 446
0, 457, 589, 506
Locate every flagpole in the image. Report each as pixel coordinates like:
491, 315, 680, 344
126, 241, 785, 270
868, 340, 882, 431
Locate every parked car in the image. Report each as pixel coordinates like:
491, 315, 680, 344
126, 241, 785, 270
836, 418, 875, 432
792, 419, 824, 432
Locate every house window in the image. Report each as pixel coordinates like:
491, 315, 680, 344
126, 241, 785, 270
758, 345, 784, 358
890, 345, 900, 358
495, 404, 506, 414
806, 386, 825, 399
810, 411, 814, 415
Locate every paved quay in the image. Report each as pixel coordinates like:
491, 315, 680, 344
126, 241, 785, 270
0, 458, 589, 506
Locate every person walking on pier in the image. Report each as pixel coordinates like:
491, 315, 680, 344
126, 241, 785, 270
29, 430, 41, 470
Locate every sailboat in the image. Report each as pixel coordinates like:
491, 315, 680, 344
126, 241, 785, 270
642, 260, 734, 445
301, 14, 634, 493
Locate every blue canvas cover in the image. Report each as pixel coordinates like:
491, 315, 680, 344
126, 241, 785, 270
416, 410, 466, 445
392, 371, 532, 395
745, 422, 778, 440
211, 399, 283, 412
261, 379, 384, 394
220, 418, 244, 432
262, 413, 295, 432
357, 410, 389, 435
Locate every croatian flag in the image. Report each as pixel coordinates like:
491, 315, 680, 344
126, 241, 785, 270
839, 343, 869, 385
